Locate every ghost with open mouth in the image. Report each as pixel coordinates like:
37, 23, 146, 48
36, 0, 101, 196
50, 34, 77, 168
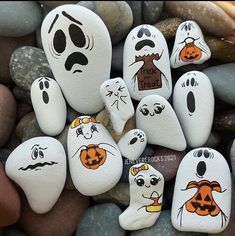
119, 163, 164, 230
5, 137, 66, 214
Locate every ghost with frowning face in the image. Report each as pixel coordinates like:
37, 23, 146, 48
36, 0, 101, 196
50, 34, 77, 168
41, 4, 111, 114
170, 21, 211, 68
123, 24, 172, 101
171, 147, 231, 233
119, 163, 164, 230
5, 137, 66, 214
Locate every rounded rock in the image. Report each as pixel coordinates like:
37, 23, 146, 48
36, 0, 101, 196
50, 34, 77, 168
143, 1, 163, 24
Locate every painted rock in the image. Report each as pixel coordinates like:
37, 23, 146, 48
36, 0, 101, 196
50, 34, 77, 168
170, 21, 211, 68
118, 129, 147, 161
5, 137, 67, 214
123, 24, 172, 101
100, 77, 134, 135
41, 4, 111, 114
136, 95, 186, 151
119, 163, 164, 230
171, 147, 232, 233
67, 116, 123, 196
173, 71, 214, 148
31, 77, 67, 136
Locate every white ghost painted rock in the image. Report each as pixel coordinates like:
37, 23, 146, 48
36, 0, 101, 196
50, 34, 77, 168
41, 4, 111, 114
170, 20, 211, 68
67, 116, 123, 196
5, 137, 66, 214
136, 94, 186, 151
119, 163, 164, 230
171, 147, 231, 233
31, 77, 67, 136
173, 71, 214, 148
118, 129, 147, 161
100, 77, 134, 135
123, 24, 172, 101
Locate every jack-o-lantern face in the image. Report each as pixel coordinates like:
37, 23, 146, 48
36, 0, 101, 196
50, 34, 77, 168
80, 144, 107, 170
180, 42, 202, 62
185, 180, 222, 216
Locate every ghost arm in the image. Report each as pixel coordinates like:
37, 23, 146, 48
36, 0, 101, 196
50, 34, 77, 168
126, 61, 144, 79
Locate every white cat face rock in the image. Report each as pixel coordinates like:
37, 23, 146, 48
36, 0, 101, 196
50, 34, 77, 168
171, 148, 231, 233
5, 137, 66, 214
123, 24, 172, 101
170, 21, 211, 68
119, 163, 164, 230
118, 129, 147, 161
173, 71, 214, 148
100, 77, 134, 135
67, 116, 123, 196
31, 77, 67, 136
136, 94, 186, 151
41, 4, 111, 114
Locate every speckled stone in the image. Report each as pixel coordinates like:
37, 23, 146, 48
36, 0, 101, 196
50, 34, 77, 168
0, 1, 42, 37
16, 102, 33, 121
154, 17, 184, 39
10, 46, 53, 91
204, 131, 221, 148
143, 1, 163, 24
39, 1, 79, 9
78, 1, 133, 45
76, 203, 125, 236
130, 210, 206, 236
165, 1, 235, 38
92, 182, 130, 207
55, 125, 69, 153
126, 1, 142, 27
214, 111, 235, 131
13, 87, 31, 105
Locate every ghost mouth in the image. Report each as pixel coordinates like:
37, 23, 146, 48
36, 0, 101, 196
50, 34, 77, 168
135, 39, 155, 51
73, 69, 82, 73
18, 161, 58, 171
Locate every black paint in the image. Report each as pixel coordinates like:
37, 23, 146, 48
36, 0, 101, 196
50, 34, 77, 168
53, 30, 66, 54
42, 91, 49, 104
204, 150, 210, 158
18, 161, 58, 171
187, 91, 195, 113
137, 28, 151, 38
135, 39, 155, 51
69, 24, 86, 48
65, 52, 88, 71
130, 137, 138, 145
136, 178, 145, 186
197, 161, 206, 177
44, 81, 49, 89
39, 81, 43, 90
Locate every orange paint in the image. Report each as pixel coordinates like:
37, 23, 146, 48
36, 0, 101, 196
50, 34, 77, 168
180, 42, 202, 62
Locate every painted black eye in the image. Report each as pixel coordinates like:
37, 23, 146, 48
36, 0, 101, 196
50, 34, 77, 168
39, 81, 43, 90
106, 91, 113, 97
144, 28, 151, 36
150, 177, 159, 186
204, 150, 210, 158
198, 149, 203, 157
136, 178, 145, 187
76, 127, 83, 137
186, 79, 190, 86
91, 125, 98, 133
39, 150, 44, 158
118, 86, 125, 92
140, 108, 149, 116
69, 24, 86, 48
130, 137, 138, 145
32, 148, 38, 160
137, 28, 144, 38
53, 29, 66, 54
191, 78, 195, 86
44, 81, 49, 89
154, 106, 165, 114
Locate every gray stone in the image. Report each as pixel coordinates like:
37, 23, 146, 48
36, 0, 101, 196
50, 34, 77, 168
203, 63, 235, 105
126, 1, 142, 27
22, 118, 46, 142
76, 203, 125, 236
56, 125, 69, 153
204, 131, 221, 148
78, 1, 133, 45
2, 225, 27, 236
67, 106, 82, 123
10, 46, 53, 91
112, 41, 124, 72
143, 1, 163, 24
92, 183, 130, 207
0, 149, 11, 165
130, 210, 206, 236
0, 1, 42, 37
13, 87, 31, 105
230, 140, 235, 183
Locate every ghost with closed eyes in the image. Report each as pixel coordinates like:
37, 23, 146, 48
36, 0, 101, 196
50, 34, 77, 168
119, 163, 164, 230
136, 94, 186, 151
100, 77, 134, 135
41, 4, 111, 114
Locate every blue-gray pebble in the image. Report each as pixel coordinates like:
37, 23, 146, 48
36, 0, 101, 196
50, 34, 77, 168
0, 1, 42, 37
143, 1, 163, 24
130, 210, 206, 236
10, 46, 53, 91
76, 203, 125, 236
203, 63, 235, 105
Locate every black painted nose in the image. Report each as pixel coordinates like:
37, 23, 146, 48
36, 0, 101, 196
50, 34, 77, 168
197, 161, 206, 177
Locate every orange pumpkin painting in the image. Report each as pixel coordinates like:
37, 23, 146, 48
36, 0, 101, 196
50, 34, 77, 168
180, 42, 202, 62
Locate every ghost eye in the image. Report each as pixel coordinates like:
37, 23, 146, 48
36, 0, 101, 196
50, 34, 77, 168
118, 86, 125, 92
136, 178, 145, 187
137, 28, 144, 38
91, 124, 98, 133
39, 150, 44, 158
150, 177, 160, 186
106, 91, 113, 97
154, 105, 165, 114
53, 29, 66, 54
69, 24, 86, 48
44, 81, 49, 89
31, 148, 38, 160
76, 127, 83, 137
140, 107, 149, 116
